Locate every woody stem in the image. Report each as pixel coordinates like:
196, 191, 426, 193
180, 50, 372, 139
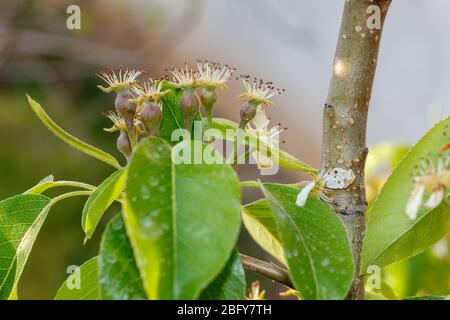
240, 254, 294, 289
320, 0, 392, 299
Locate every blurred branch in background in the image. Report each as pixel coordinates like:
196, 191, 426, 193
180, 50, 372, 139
241, 254, 293, 289
0, 0, 205, 84
0, 0, 30, 69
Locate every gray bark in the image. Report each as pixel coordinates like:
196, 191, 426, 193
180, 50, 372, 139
321, 0, 392, 300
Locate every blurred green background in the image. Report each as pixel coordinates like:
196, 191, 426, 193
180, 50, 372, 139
0, 0, 448, 299
0, 68, 121, 299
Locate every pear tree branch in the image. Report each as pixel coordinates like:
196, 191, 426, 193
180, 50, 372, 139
320, 0, 392, 300
240, 254, 294, 289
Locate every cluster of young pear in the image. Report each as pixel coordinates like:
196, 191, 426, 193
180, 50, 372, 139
97, 62, 285, 161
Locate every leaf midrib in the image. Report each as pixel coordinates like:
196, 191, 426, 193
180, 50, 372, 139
164, 95, 183, 131
171, 158, 178, 299
265, 187, 320, 299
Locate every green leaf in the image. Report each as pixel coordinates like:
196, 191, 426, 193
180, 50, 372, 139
242, 199, 286, 265
0, 191, 91, 300
123, 137, 241, 299
0, 194, 50, 299
361, 118, 450, 272
82, 168, 127, 241
211, 118, 317, 174
199, 250, 246, 300
26, 95, 121, 169
159, 83, 184, 142
54, 257, 99, 300
278, 149, 317, 173
99, 214, 146, 300
260, 183, 354, 300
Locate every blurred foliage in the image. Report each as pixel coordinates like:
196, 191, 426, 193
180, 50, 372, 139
0, 83, 122, 299
365, 142, 410, 205
365, 142, 450, 298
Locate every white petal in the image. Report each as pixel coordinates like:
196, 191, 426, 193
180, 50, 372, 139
251, 107, 270, 130
406, 184, 425, 220
322, 168, 355, 189
424, 188, 445, 209
296, 181, 316, 207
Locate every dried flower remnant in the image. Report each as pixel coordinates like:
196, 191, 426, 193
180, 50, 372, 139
246, 281, 266, 300
406, 154, 450, 220
97, 69, 142, 93
239, 76, 283, 106
169, 64, 199, 130
197, 61, 234, 90
97, 69, 143, 146
170, 64, 197, 89
197, 61, 234, 127
131, 80, 170, 137
103, 111, 126, 133
238, 75, 284, 128
97, 69, 141, 124
295, 168, 355, 207
131, 79, 170, 106
104, 111, 132, 160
